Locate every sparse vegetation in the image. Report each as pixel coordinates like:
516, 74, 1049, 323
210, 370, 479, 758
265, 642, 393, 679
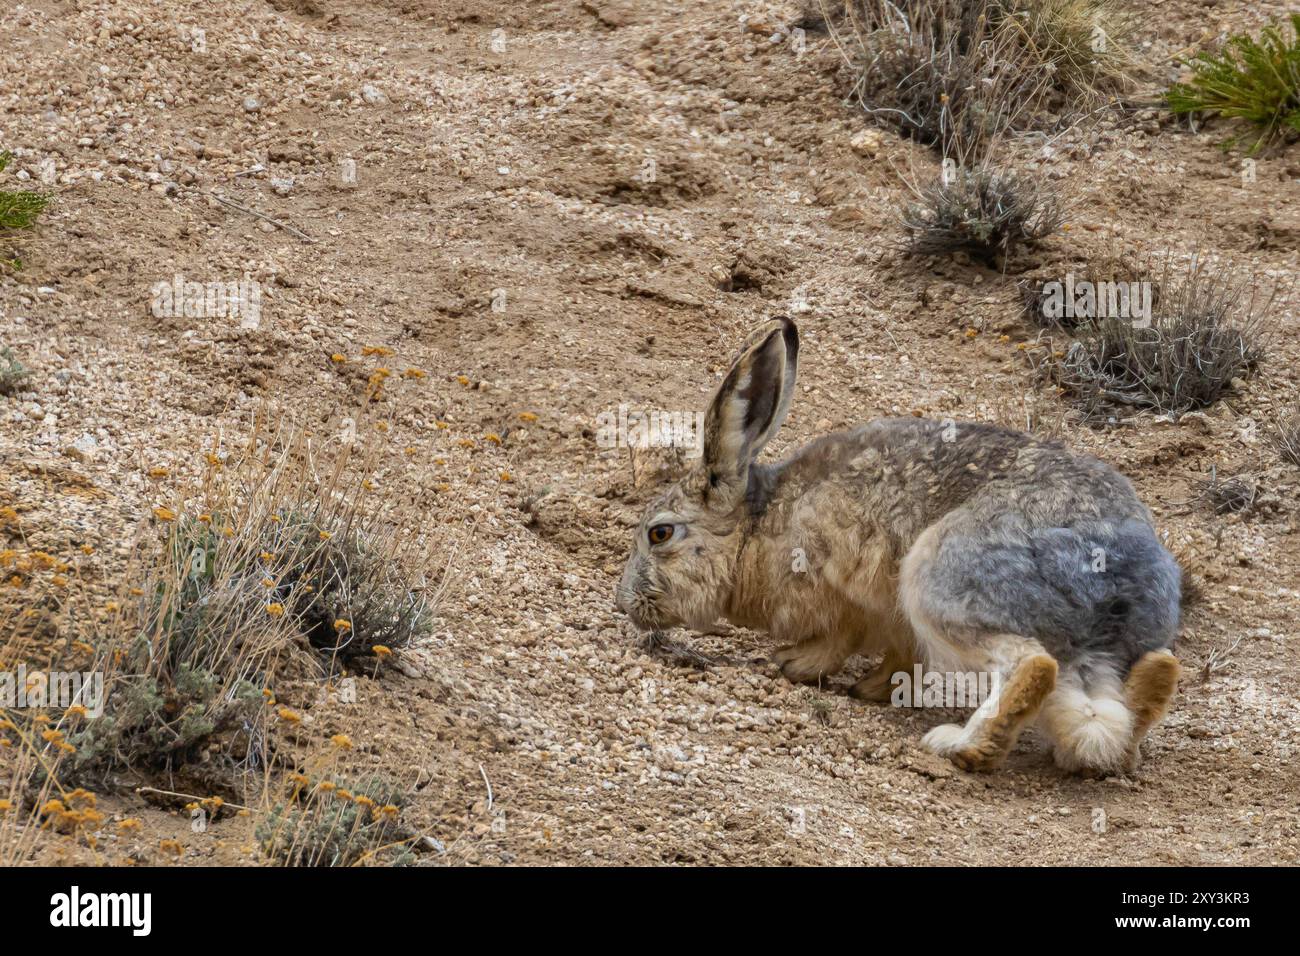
1, 408, 450, 862
0, 572, 108, 863
1196, 470, 1258, 516
841, 0, 1046, 162
1275, 405, 1300, 467
0, 150, 50, 269
287, 515, 436, 663
901, 165, 1066, 263
1019, 258, 1151, 331
0, 152, 49, 230
1000, 0, 1141, 97
59, 510, 295, 777
837, 0, 1140, 162
803, 689, 834, 726
28, 415, 442, 784
1167, 15, 1300, 154
1047, 257, 1268, 417
257, 773, 413, 867
0, 346, 30, 396
850, 1, 1129, 265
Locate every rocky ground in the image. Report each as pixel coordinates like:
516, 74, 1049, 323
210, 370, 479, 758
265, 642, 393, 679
1, 0, 1298, 865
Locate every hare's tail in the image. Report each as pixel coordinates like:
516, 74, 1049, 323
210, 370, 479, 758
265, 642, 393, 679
1037, 648, 1181, 774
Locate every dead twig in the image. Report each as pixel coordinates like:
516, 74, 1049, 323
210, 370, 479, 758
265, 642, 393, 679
211, 192, 316, 244
136, 786, 252, 812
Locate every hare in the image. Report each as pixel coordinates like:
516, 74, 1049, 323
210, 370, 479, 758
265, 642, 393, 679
615, 317, 1182, 774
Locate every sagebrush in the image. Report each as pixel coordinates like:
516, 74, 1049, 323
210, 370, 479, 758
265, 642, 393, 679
3, 413, 445, 808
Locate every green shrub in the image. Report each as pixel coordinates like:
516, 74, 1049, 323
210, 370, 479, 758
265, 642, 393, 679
1167, 15, 1300, 154
0, 150, 51, 269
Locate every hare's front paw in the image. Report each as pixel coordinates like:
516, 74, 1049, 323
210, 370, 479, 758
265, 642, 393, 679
771, 636, 848, 684
850, 650, 913, 702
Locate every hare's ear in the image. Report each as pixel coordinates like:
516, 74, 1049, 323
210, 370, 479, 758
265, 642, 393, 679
703, 317, 799, 499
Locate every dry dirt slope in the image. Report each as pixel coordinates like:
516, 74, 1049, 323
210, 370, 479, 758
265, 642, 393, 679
0, 0, 1298, 864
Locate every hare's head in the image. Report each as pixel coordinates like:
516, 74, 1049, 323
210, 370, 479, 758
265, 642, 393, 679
615, 317, 799, 631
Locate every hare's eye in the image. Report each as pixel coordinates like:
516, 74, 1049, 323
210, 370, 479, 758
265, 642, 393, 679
647, 523, 675, 546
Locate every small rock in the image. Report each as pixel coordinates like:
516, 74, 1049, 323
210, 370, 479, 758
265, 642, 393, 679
850, 129, 884, 158
64, 434, 98, 463
1178, 411, 1214, 434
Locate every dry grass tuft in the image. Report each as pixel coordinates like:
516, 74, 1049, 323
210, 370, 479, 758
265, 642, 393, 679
1018, 257, 1150, 331
1275, 404, 1300, 468
901, 165, 1066, 263
832, 0, 1141, 163
1194, 470, 1258, 516
1045, 256, 1270, 418
1174, 555, 1204, 610
1001, 0, 1143, 97
839, 1, 1046, 162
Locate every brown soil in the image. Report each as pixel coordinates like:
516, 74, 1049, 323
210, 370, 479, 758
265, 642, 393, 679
1, 0, 1298, 865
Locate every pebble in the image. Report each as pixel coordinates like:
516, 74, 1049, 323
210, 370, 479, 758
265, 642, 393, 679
63, 433, 98, 462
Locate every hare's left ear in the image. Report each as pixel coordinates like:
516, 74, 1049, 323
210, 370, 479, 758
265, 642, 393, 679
702, 316, 799, 500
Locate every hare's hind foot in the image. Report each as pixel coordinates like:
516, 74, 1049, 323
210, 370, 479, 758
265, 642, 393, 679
921, 651, 1058, 772
1123, 650, 1180, 772
849, 648, 915, 702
